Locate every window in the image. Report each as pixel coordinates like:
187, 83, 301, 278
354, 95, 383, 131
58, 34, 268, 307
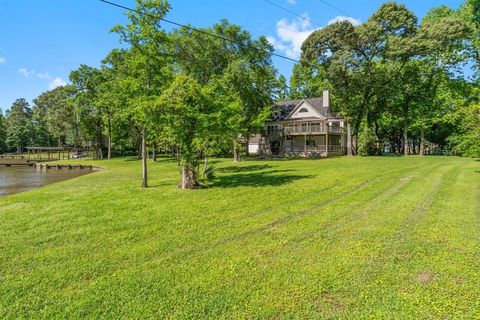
306, 139, 316, 146
298, 108, 309, 113
330, 136, 341, 145
330, 122, 340, 132
267, 125, 279, 135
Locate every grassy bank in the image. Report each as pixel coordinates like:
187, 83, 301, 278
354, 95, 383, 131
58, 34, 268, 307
0, 156, 479, 319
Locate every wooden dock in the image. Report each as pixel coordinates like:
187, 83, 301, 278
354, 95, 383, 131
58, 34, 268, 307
35, 164, 94, 170
0, 159, 44, 166
0, 159, 95, 170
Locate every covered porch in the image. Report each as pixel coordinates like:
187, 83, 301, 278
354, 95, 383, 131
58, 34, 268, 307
283, 134, 344, 157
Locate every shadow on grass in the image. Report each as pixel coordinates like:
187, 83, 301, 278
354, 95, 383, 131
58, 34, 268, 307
218, 164, 273, 173
213, 170, 314, 188
123, 157, 177, 163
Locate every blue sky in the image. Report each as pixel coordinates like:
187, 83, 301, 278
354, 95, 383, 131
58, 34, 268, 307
0, 0, 464, 112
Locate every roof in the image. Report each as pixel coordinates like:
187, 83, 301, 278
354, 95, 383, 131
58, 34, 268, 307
271, 97, 343, 121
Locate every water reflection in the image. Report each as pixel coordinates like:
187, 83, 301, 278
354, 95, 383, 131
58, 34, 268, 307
0, 166, 93, 196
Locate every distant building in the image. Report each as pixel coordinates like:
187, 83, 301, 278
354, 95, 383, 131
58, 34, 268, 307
249, 90, 347, 157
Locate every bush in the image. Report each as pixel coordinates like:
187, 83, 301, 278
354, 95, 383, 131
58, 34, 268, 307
357, 124, 380, 156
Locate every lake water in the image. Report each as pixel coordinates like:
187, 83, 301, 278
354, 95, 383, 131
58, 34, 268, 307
0, 166, 93, 197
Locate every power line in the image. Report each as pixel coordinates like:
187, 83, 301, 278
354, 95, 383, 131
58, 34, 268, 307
99, 0, 303, 64
317, 0, 352, 18
264, 0, 322, 28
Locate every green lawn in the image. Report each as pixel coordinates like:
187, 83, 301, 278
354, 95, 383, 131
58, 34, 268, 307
1, 156, 479, 319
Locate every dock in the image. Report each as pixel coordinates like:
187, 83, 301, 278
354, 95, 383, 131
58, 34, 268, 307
35, 164, 94, 170
0, 159, 45, 166
0, 159, 95, 170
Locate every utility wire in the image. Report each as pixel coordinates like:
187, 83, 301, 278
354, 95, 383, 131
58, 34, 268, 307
99, 0, 303, 64
317, 0, 352, 18
264, 0, 322, 28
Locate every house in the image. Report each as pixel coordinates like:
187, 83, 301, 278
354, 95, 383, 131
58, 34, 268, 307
249, 90, 347, 157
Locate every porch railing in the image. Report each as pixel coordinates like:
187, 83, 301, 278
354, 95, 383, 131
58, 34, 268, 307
283, 126, 342, 134
285, 145, 342, 153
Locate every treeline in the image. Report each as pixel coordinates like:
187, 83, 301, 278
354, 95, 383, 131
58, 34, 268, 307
290, 0, 480, 157
0, 0, 479, 189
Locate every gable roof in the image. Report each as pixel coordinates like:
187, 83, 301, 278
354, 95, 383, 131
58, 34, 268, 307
271, 97, 343, 121
284, 100, 326, 120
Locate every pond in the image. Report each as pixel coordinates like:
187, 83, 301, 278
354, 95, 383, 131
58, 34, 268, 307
0, 166, 93, 197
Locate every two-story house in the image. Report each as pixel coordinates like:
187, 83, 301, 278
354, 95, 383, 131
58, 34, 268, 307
249, 90, 347, 157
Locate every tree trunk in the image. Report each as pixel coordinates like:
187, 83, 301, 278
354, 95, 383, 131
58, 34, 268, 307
152, 141, 157, 162
347, 121, 353, 156
403, 94, 409, 157
180, 162, 197, 189
245, 132, 250, 157
141, 130, 148, 188
181, 166, 186, 189
107, 116, 112, 160
233, 139, 240, 163
419, 126, 425, 156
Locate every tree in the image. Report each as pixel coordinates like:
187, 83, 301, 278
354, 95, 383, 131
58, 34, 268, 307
171, 20, 278, 162
158, 74, 214, 189
448, 102, 480, 157
111, 0, 172, 188
301, 18, 387, 155
34, 86, 78, 148
0, 112, 7, 153
70, 65, 106, 158
289, 63, 328, 99
5, 99, 34, 153
301, 2, 468, 156
31, 96, 54, 147
275, 75, 290, 101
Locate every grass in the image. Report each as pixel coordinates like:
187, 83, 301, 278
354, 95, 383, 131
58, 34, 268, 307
0, 156, 479, 319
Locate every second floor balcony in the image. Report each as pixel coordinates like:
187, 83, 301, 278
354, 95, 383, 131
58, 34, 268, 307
283, 124, 342, 135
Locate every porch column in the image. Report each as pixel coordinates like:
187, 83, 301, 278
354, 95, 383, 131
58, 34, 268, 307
347, 121, 352, 156
304, 134, 307, 153
326, 126, 329, 158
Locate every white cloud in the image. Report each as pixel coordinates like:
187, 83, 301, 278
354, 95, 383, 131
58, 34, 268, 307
36, 72, 51, 79
18, 68, 35, 77
18, 68, 52, 79
49, 77, 67, 90
327, 16, 361, 26
0, 56, 5, 64
267, 15, 319, 59
18, 67, 67, 90
287, 0, 297, 4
